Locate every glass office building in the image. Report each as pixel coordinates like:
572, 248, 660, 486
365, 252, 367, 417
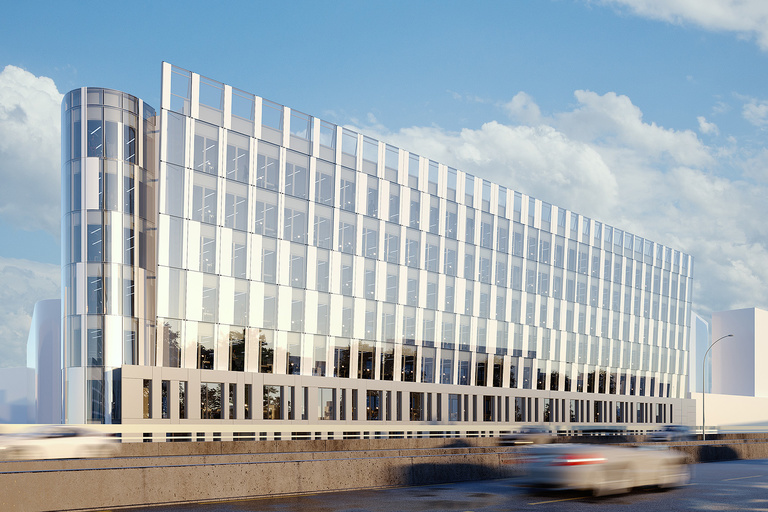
60, 63, 694, 428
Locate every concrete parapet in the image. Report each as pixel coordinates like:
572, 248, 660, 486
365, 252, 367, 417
3, 437, 768, 511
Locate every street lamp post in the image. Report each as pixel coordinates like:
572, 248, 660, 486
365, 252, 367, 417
702, 334, 734, 441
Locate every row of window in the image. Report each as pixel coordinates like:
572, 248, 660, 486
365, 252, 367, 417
141, 378, 675, 425
165, 173, 693, 291
158, 226, 691, 331
64, 88, 156, 174
163, 152, 690, 280
156, 321, 683, 393
157, 271, 688, 354
63, 160, 156, 222
162, 66, 687, 278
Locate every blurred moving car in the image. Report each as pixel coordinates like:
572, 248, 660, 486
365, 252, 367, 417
0, 426, 118, 460
499, 425, 556, 446
648, 425, 695, 442
523, 443, 689, 496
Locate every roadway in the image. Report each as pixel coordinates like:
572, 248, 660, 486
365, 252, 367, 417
127, 458, 768, 511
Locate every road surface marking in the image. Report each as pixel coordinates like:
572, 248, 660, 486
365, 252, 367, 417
724, 475, 762, 481
528, 496, 586, 505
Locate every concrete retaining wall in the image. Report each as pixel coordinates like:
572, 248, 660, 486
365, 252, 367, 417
3, 436, 768, 512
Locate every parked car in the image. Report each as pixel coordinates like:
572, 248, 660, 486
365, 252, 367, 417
523, 443, 689, 496
0, 426, 118, 460
499, 425, 556, 446
648, 425, 695, 442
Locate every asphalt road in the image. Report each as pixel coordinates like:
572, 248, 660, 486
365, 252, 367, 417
122, 458, 768, 512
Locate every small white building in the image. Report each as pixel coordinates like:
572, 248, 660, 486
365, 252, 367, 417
711, 307, 768, 397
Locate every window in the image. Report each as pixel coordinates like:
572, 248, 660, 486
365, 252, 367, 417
169, 66, 191, 114
405, 230, 420, 268
232, 231, 247, 279
263, 385, 281, 419
342, 129, 358, 156
363, 137, 378, 175
261, 99, 283, 131
193, 122, 218, 175
465, 174, 475, 206
408, 153, 420, 188
313, 122, 333, 157
199, 76, 224, 125
244, 384, 252, 420
357, 341, 374, 379
319, 387, 335, 420
86, 105, 103, 158
315, 249, 330, 292
428, 161, 439, 195
338, 212, 356, 254
228, 383, 237, 419
366, 175, 379, 217
290, 109, 310, 140
340, 169, 356, 212
449, 394, 460, 421
178, 381, 187, 419
312, 335, 327, 376
409, 189, 420, 229
226, 132, 249, 183
287, 333, 302, 374
283, 197, 308, 244
200, 382, 222, 419
224, 181, 248, 231
362, 219, 378, 259
142, 379, 152, 419
384, 224, 400, 264
315, 160, 334, 205
410, 392, 424, 421
401, 345, 416, 382
429, 196, 440, 234
366, 390, 381, 420
231, 88, 254, 134
258, 330, 274, 373
192, 172, 217, 224
256, 142, 279, 191
425, 235, 439, 272
285, 151, 309, 199
197, 322, 215, 370
385, 145, 399, 181
389, 184, 400, 223
229, 328, 245, 371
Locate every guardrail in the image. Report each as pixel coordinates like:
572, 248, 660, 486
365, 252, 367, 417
0, 423, 682, 443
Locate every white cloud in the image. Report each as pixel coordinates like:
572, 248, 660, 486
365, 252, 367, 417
599, 0, 768, 51
0, 65, 63, 236
502, 92, 543, 125
359, 120, 618, 220
356, 90, 768, 318
697, 116, 720, 135
742, 99, 768, 126
556, 90, 713, 168
0, 257, 60, 368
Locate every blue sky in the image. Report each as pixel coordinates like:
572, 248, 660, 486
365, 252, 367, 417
1, 0, 768, 367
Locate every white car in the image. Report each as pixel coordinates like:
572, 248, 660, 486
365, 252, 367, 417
523, 443, 689, 496
648, 425, 695, 442
499, 425, 556, 446
0, 426, 118, 460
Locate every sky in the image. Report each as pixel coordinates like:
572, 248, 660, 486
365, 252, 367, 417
1, 0, 767, 368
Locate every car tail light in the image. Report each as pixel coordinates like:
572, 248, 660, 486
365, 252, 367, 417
551, 454, 607, 466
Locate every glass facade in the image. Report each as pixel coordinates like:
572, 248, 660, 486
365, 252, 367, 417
61, 63, 693, 426
61, 87, 157, 424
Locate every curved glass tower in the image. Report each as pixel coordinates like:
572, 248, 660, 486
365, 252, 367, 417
61, 88, 157, 423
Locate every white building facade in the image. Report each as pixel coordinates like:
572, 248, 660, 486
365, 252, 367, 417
60, 62, 695, 431
711, 307, 768, 397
